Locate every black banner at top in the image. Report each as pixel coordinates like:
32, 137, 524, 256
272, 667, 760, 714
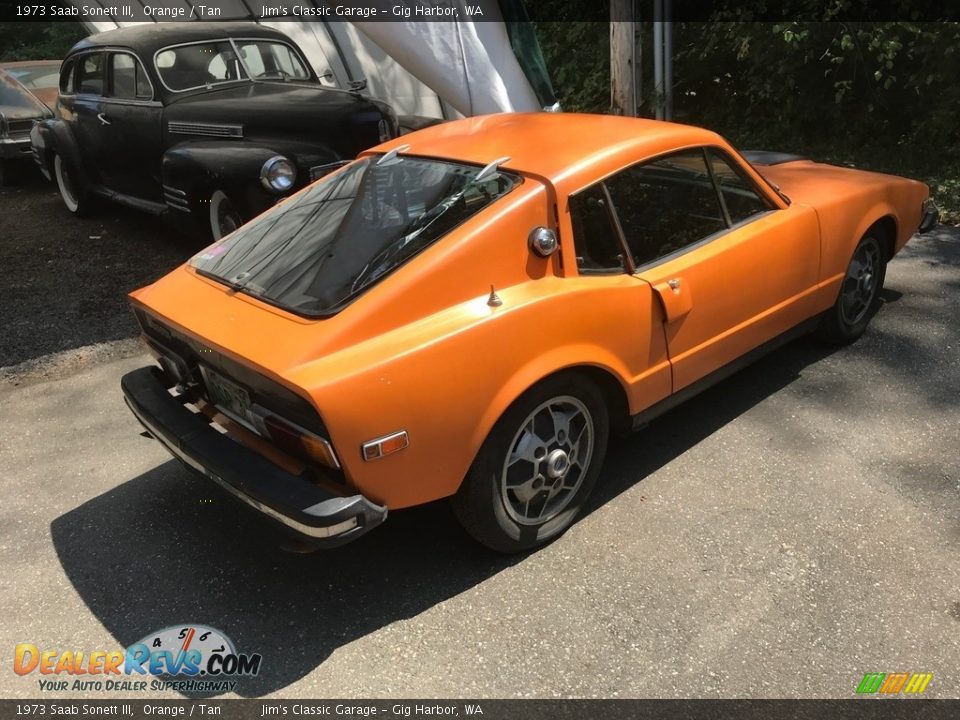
3, 0, 960, 23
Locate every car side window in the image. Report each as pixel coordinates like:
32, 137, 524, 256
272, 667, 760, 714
708, 149, 774, 224
77, 53, 105, 95
570, 184, 627, 273
59, 58, 75, 94
108, 53, 152, 101
604, 149, 727, 268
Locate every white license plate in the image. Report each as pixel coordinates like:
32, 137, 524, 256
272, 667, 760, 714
200, 366, 251, 421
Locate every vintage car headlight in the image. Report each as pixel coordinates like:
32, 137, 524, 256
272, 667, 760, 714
260, 155, 296, 193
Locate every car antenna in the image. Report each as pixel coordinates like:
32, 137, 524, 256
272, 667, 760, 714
377, 144, 410, 166
475, 156, 511, 182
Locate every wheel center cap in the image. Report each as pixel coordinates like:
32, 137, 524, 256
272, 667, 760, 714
546, 449, 569, 478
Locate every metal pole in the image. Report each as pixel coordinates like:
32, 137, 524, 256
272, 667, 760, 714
664, 0, 673, 120
653, 0, 664, 120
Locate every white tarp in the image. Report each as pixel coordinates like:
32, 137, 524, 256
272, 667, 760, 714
352, 14, 541, 116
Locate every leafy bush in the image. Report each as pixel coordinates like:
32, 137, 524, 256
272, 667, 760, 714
532, 13, 960, 222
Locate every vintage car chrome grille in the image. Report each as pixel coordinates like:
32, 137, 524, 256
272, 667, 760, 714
6, 119, 34, 139
162, 184, 190, 213
167, 121, 243, 139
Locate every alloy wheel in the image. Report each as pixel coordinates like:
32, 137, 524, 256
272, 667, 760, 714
500, 396, 595, 526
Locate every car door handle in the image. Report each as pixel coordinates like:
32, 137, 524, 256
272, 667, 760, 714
653, 277, 693, 323
97, 113, 111, 125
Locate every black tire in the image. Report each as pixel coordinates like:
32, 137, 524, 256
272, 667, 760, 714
209, 189, 244, 241
53, 152, 94, 217
452, 373, 610, 553
816, 233, 887, 345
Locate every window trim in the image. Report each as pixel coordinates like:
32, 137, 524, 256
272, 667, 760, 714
603, 147, 728, 273
629, 207, 778, 275
73, 51, 107, 98
704, 147, 733, 227
105, 50, 157, 105
567, 182, 634, 276
152, 37, 313, 95
705, 146, 777, 223
58, 57, 75, 95
592, 146, 780, 276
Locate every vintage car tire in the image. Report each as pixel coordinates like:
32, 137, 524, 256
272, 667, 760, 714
452, 373, 610, 553
53, 153, 93, 217
817, 233, 887, 344
209, 190, 244, 241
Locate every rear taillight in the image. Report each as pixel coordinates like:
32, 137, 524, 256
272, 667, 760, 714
261, 414, 340, 469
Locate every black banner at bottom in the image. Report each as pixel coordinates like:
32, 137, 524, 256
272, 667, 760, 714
2, 700, 960, 720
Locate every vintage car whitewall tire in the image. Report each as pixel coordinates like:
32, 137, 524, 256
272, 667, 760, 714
453, 373, 609, 553
209, 190, 244, 241
818, 233, 888, 344
54, 153, 92, 217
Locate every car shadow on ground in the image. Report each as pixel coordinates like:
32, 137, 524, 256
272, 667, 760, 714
50, 333, 847, 697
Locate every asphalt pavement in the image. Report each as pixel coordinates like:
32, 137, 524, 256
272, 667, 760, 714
0, 222, 958, 699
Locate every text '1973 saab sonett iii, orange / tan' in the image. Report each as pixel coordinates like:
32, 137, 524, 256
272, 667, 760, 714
120, 112, 939, 553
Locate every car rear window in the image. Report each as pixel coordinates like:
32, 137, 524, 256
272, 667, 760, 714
190, 156, 520, 316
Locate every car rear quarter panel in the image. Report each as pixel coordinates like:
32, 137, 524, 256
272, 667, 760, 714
284, 274, 668, 509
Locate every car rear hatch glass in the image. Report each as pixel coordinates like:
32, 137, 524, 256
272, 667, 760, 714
189, 155, 519, 317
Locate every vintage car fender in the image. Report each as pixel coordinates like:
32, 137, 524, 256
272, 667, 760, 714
161, 141, 339, 222
33, 118, 89, 188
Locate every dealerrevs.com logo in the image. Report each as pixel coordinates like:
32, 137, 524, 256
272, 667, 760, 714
14, 625, 262, 694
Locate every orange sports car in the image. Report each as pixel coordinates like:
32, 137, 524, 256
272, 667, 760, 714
121, 113, 939, 553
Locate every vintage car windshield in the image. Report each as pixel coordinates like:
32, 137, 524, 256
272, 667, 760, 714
190, 156, 520, 316
155, 39, 310, 92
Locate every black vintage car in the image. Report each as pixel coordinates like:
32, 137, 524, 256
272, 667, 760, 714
31, 23, 399, 239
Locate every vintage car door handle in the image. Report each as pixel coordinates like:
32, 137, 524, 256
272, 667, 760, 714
97, 113, 111, 125
653, 277, 693, 323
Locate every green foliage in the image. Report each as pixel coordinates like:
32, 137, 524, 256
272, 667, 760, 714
534, 22, 610, 112
0, 21, 86, 62
533, 16, 960, 222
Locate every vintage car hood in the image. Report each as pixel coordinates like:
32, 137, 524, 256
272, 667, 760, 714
30, 87, 57, 111
165, 81, 390, 127
163, 82, 392, 157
